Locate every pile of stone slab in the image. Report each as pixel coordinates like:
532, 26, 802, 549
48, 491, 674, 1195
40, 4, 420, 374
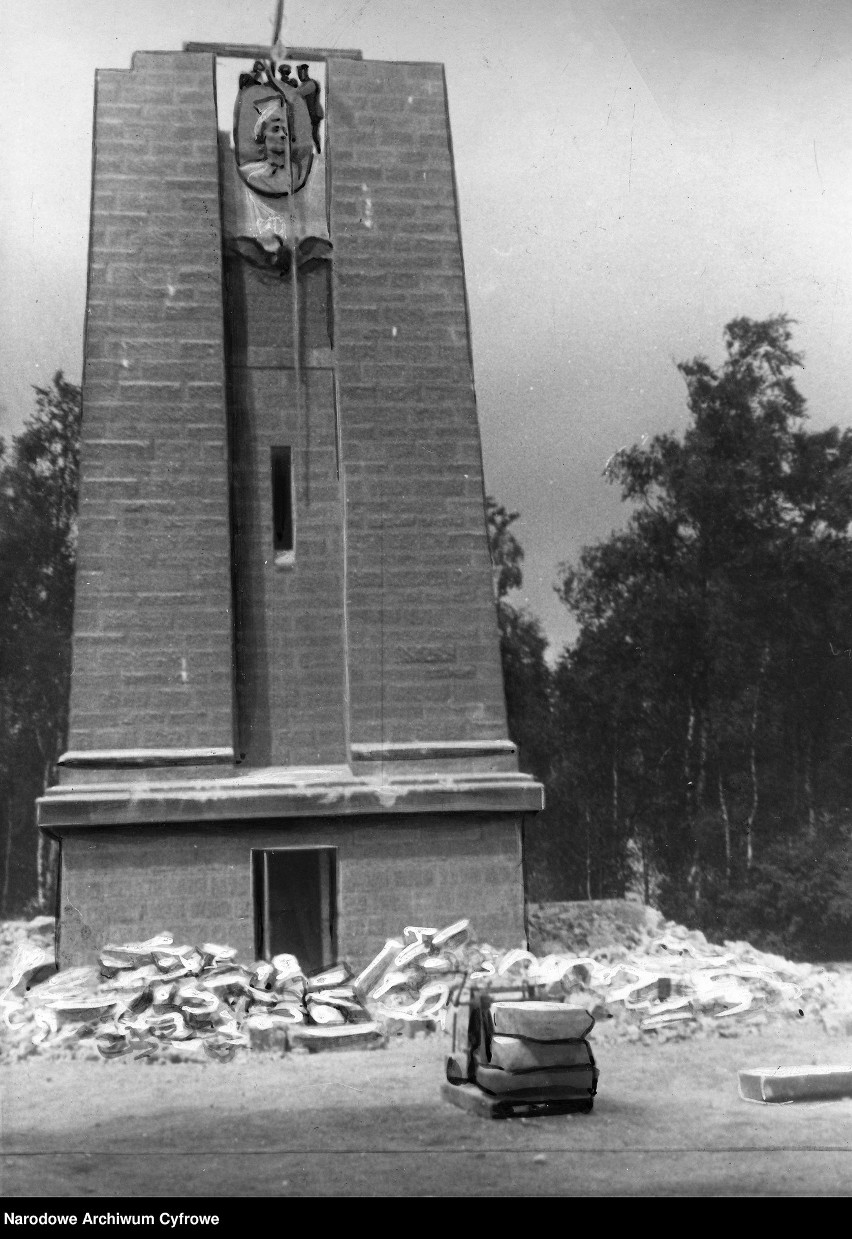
0, 919, 473, 1062
351, 919, 471, 1022
0, 935, 382, 1062
447, 938, 808, 1039
2, 910, 849, 1059
450, 927, 852, 1040
446, 996, 598, 1110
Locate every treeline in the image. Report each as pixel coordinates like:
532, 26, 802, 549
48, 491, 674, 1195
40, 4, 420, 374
494, 317, 852, 959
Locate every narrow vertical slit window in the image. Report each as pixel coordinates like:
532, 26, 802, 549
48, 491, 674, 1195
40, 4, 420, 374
271, 446, 294, 566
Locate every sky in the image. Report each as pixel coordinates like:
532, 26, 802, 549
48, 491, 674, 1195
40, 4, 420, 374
1, 0, 851, 654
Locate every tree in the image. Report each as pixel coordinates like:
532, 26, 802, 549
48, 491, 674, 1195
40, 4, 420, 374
485, 498, 563, 895
553, 317, 852, 951
0, 373, 81, 915
486, 497, 524, 600
486, 498, 552, 772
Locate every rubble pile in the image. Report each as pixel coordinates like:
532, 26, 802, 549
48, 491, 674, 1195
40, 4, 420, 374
0, 917, 55, 992
449, 935, 808, 1040
0, 919, 473, 1063
2, 907, 850, 1061
0, 935, 372, 1063
510, 901, 852, 1040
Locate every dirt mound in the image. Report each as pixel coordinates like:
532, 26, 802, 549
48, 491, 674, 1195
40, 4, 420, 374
528, 899, 664, 954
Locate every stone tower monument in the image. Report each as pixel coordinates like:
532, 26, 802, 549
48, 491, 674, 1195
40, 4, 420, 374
38, 40, 542, 969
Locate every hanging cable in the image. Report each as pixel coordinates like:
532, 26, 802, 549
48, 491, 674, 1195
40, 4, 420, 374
271, 0, 284, 49
265, 22, 307, 512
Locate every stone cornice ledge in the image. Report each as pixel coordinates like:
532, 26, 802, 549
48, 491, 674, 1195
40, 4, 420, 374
350, 740, 517, 761
37, 768, 544, 830
58, 748, 235, 768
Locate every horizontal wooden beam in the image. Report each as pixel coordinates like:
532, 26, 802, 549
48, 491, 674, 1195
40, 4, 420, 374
183, 42, 363, 60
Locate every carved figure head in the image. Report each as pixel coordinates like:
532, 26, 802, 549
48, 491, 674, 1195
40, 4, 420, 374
253, 102, 290, 159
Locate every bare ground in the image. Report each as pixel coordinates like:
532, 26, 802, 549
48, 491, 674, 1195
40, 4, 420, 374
1, 1022, 851, 1197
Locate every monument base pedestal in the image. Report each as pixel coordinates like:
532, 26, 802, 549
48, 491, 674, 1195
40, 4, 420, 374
40, 764, 542, 969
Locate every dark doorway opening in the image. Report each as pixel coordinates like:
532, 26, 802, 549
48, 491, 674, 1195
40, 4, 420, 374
252, 848, 337, 972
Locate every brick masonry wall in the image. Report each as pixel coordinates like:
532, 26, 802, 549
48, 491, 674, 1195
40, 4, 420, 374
67, 51, 234, 752
228, 361, 348, 765
327, 59, 510, 747
56, 813, 526, 967
223, 243, 333, 364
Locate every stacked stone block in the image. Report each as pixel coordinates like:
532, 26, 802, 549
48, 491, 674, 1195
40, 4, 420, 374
57, 814, 525, 967
328, 59, 508, 745
68, 52, 234, 753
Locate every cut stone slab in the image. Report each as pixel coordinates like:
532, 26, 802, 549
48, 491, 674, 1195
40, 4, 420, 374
306, 1003, 346, 1026
287, 1022, 386, 1052
478, 1035, 593, 1072
305, 964, 352, 992
352, 939, 402, 1002
738, 1065, 852, 1103
487, 1001, 594, 1042
475, 1062, 597, 1099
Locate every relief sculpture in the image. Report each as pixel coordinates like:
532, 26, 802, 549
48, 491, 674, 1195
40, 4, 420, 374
221, 57, 332, 274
